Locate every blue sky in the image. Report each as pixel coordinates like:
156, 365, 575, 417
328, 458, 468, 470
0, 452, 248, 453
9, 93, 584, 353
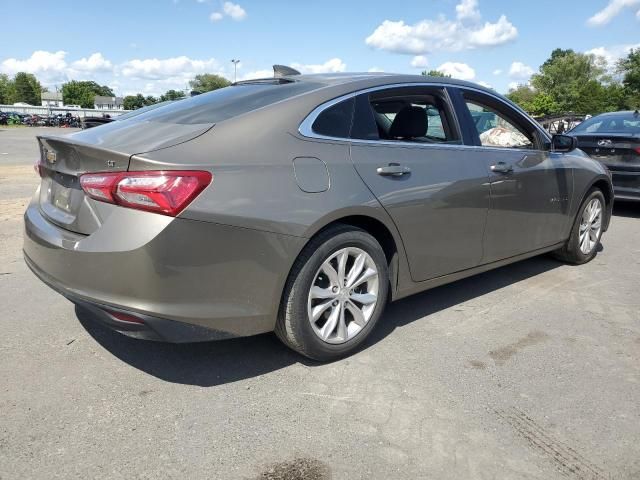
2, 0, 639, 96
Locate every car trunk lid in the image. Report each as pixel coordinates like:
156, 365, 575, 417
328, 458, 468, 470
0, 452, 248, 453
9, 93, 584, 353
574, 133, 640, 168
36, 120, 213, 235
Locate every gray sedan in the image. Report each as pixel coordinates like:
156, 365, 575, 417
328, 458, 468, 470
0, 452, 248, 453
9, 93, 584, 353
24, 72, 613, 361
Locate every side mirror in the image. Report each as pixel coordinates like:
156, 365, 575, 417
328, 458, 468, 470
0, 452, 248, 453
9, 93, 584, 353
552, 134, 577, 153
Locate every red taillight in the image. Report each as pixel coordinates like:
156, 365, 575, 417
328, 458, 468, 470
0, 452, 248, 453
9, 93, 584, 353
635, 146, 640, 155
34, 161, 43, 177
80, 170, 212, 217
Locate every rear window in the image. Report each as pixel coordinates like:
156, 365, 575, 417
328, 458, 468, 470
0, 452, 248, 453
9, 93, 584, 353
571, 112, 640, 134
120, 81, 323, 125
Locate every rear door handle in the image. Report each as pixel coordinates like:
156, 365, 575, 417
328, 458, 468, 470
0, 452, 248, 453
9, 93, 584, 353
490, 162, 513, 174
377, 163, 411, 176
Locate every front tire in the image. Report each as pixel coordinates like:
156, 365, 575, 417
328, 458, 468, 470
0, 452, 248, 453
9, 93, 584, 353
276, 225, 389, 361
554, 188, 605, 264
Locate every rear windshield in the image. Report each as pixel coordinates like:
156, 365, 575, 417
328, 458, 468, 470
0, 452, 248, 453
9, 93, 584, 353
570, 112, 640, 134
119, 81, 323, 125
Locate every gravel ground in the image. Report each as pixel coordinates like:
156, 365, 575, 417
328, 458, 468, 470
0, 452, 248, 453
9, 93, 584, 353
1, 127, 639, 479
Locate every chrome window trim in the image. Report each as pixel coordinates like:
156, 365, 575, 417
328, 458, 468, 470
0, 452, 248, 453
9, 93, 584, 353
297, 82, 551, 152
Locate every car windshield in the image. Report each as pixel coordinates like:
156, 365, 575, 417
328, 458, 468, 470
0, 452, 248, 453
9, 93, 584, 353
118, 80, 323, 125
570, 112, 640, 134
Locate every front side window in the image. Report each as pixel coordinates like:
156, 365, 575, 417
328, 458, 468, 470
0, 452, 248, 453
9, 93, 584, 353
350, 86, 460, 144
464, 98, 535, 149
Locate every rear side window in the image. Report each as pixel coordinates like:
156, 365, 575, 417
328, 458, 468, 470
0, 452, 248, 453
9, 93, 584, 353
311, 97, 354, 138
120, 81, 323, 125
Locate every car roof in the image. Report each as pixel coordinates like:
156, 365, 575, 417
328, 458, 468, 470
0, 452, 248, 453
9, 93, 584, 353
294, 72, 488, 88
589, 110, 640, 118
241, 72, 497, 96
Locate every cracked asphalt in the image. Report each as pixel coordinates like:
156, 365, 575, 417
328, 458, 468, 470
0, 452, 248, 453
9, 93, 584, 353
1, 127, 639, 479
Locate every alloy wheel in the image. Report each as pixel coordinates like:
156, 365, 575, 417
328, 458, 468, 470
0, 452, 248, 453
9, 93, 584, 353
307, 247, 379, 344
578, 198, 602, 255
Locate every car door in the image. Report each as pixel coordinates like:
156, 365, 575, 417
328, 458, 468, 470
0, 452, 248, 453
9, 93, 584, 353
349, 86, 490, 282
453, 88, 572, 262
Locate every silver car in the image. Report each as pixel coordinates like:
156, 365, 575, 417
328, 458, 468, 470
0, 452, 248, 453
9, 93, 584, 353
24, 72, 613, 361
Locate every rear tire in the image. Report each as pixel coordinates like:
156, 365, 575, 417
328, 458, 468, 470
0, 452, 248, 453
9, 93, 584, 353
553, 188, 605, 265
276, 225, 389, 361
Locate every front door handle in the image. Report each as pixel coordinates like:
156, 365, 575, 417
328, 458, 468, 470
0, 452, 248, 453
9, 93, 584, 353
490, 162, 513, 174
377, 163, 411, 177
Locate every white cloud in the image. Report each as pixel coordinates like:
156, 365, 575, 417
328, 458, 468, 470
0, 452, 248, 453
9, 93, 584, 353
456, 0, 481, 21
586, 43, 640, 69
291, 58, 346, 74
368, 67, 385, 72
587, 0, 640, 26
120, 56, 220, 80
223, 1, 246, 20
410, 55, 429, 68
0, 50, 236, 96
508, 81, 520, 91
211, 1, 246, 22
437, 62, 475, 80
240, 69, 273, 80
509, 61, 534, 80
365, 1, 517, 55
0, 50, 68, 83
71, 53, 113, 72
492, 69, 502, 75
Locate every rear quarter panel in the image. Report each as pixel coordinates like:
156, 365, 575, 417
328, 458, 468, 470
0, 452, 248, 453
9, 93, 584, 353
129, 94, 410, 303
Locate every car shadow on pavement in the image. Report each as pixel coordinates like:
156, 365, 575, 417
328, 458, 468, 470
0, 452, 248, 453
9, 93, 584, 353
77, 255, 561, 387
77, 306, 308, 387
612, 201, 640, 219
365, 256, 561, 348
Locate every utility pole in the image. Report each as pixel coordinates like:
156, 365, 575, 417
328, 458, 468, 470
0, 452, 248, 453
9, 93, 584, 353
231, 59, 240, 83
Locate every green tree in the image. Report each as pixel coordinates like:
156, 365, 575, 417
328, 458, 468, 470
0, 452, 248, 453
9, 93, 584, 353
506, 85, 537, 109
0, 74, 12, 104
123, 94, 146, 110
62, 80, 115, 108
530, 50, 611, 114
160, 89, 186, 101
421, 70, 451, 78
12, 72, 42, 105
617, 48, 640, 108
81, 81, 114, 97
123, 94, 159, 110
527, 93, 559, 116
189, 73, 230, 93
62, 81, 94, 107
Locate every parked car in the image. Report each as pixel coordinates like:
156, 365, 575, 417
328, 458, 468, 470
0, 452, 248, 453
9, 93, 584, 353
24, 73, 613, 361
567, 110, 640, 201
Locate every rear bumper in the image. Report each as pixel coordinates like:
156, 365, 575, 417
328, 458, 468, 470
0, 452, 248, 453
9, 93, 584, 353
23, 194, 306, 341
609, 167, 640, 201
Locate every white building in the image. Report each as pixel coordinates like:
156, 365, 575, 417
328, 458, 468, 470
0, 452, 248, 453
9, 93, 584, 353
94, 96, 124, 110
41, 91, 63, 107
